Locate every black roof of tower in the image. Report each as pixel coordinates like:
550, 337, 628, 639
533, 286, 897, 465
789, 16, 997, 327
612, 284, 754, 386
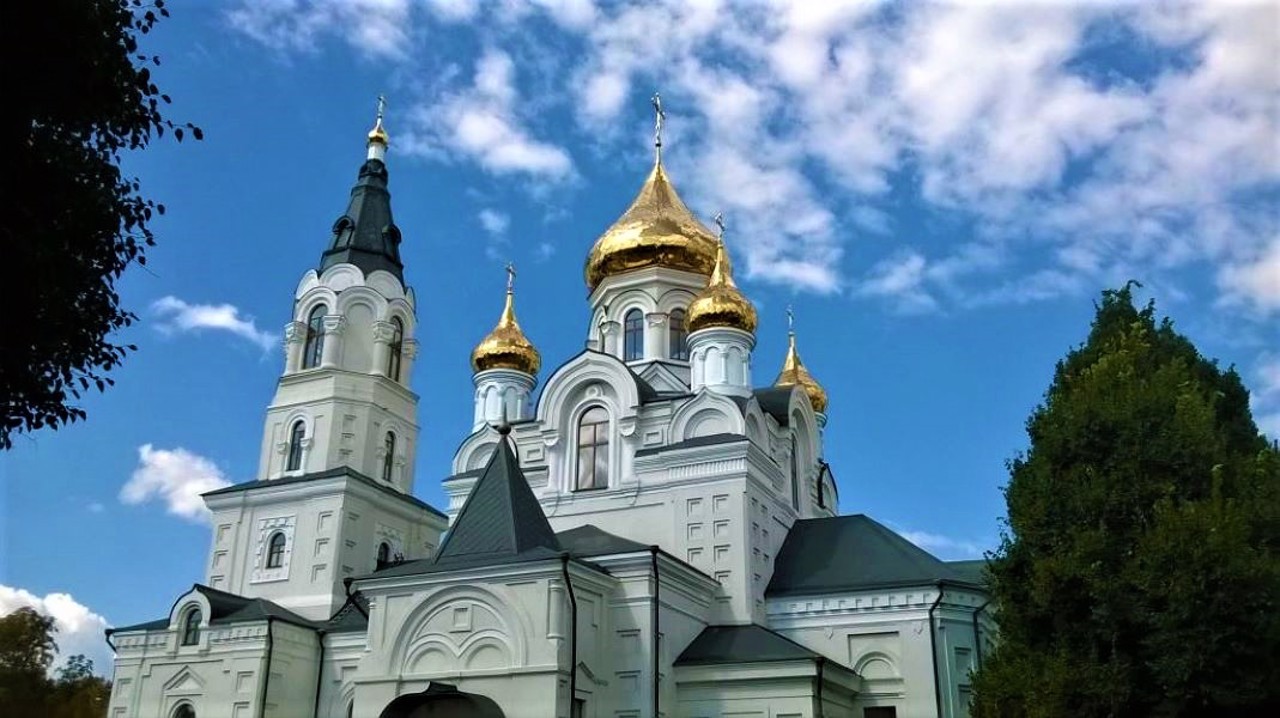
319, 157, 404, 283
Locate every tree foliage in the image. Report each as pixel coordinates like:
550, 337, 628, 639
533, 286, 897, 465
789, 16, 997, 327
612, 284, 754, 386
1, 0, 200, 449
0, 607, 111, 716
972, 284, 1280, 717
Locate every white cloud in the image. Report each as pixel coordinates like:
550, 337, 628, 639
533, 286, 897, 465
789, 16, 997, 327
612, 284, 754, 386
226, 0, 412, 60
119, 444, 231, 523
0, 586, 113, 676
401, 50, 574, 180
224, 1, 1280, 306
151, 296, 279, 351
87, 502, 105, 513
895, 529, 988, 561
478, 208, 510, 236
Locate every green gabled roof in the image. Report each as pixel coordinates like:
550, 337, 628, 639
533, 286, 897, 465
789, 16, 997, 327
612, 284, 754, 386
431, 433, 561, 566
675, 624, 820, 666
766, 514, 983, 597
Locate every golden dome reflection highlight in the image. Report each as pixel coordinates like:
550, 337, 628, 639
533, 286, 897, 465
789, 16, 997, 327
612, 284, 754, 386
774, 320, 828, 414
685, 218, 757, 334
471, 265, 540, 376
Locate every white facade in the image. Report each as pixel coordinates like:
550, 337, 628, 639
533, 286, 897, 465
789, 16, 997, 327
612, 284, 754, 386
107, 128, 989, 718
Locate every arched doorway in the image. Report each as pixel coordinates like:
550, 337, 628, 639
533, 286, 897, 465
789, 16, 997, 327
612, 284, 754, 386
378, 683, 505, 718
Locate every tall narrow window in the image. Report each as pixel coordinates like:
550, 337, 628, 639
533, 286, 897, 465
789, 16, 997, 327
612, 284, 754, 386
286, 421, 305, 472
376, 541, 390, 569
387, 317, 404, 381
575, 407, 609, 491
790, 434, 800, 510
302, 304, 327, 369
181, 608, 201, 646
623, 309, 644, 361
173, 704, 197, 718
382, 432, 396, 483
266, 532, 287, 569
668, 308, 689, 360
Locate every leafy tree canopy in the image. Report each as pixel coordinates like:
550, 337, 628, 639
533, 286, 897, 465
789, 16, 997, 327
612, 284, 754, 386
972, 284, 1280, 717
1, 0, 200, 449
0, 608, 111, 717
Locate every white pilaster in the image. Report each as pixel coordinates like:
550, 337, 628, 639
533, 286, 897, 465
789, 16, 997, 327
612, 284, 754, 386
283, 321, 306, 374
472, 368, 537, 431
320, 315, 346, 368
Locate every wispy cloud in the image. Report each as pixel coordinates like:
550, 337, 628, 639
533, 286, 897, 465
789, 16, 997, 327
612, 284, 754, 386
0, 586, 112, 676
151, 296, 278, 351
894, 527, 990, 561
226, 0, 412, 60
223, 1, 1279, 312
119, 444, 232, 523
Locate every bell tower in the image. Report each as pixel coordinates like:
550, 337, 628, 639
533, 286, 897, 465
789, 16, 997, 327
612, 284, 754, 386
203, 100, 446, 622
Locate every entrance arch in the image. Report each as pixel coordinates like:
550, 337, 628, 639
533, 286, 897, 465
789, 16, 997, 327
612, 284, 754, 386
379, 683, 505, 718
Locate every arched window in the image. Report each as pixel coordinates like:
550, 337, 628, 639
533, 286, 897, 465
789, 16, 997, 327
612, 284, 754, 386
286, 420, 305, 472
623, 309, 644, 361
387, 317, 404, 381
376, 541, 390, 569
266, 532, 287, 569
668, 308, 689, 360
816, 462, 828, 510
302, 304, 327, 369
382, 432, 396, 483
575, 407, 609, 491
790, 433, 800, 510
173, 704, 196, 718
181, 608, 201, 646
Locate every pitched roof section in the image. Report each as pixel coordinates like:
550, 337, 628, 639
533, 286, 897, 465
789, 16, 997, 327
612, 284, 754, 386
752, 387, 794, 425
108, 584, 318, 634
635, 433, 746, 457
432, 434, 562, 566
319, 158, 405, 283
555, 525, 650, 557
675, 624, 820, 666
766, 514, 983, 597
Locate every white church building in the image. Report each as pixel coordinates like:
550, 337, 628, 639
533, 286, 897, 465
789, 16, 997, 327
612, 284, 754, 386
105, 104, 993, 718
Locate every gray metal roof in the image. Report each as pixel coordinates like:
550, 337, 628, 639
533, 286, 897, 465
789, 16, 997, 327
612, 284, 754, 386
766, 514, 983, 597
634, 433, 746, 457
555, 525, 650, 556
946, 559, 988, 586
202, 466, 446, 519
109, 584, 318, 634
319, 158, 404, 282
675, 624, 820, 666
753, 387, 794, 425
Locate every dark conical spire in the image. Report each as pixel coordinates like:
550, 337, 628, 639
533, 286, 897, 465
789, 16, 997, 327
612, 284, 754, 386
319, 104, 404, 283
433, 432, 561, 565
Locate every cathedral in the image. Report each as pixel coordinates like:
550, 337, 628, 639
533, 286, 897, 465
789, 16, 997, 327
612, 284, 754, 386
105, 103, 992, 718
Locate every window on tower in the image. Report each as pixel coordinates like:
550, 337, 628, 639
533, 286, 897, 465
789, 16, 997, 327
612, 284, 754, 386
623, 309, 644, 361
387, 317, 404, 381
790, 433, 800, 510
575, 406, 609, 491
286, 421, 305, 472
376, 541, 391, 569
669, 308, 689, 360
303, 304, 327, 369
181, 607, 201, 646
382, 432, 396, 483
266, 531, 287, 569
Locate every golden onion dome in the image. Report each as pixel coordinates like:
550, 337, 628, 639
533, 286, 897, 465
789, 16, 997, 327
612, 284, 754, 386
775, 330, 828, 414
367, 95, 389, 146
471, 276, 540, 375
584, 160, 719, 292
686, 236, 757, 334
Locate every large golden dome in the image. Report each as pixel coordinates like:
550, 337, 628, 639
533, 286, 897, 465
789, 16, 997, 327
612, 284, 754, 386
775, 330, 828, 414
686, 236, 757, 334
584, 160, 719, 292
471, 279, 540, 375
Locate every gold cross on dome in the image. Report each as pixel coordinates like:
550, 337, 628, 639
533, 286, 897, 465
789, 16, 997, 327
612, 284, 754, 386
786, 304, 795, 333
505, 261, 516, 292
652, 92, 666, 160
714, 212, 726, 240
376, 94, 386, 121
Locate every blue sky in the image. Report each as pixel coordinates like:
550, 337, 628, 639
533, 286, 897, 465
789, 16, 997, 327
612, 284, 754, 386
3, 1, 1277, 673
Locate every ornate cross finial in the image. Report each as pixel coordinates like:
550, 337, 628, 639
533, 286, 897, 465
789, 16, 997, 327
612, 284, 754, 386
376, 94, 387, 121
505, 261, 516, 293
786, 304, 795, 335
714, 212, 726, 240
651, 92, 666, 163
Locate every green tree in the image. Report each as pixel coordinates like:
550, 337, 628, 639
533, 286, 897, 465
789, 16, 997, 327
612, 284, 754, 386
1, 0, 200, 449
0, 607, 58, 711
972, 284, 1280, 718
52, 654, 113, 718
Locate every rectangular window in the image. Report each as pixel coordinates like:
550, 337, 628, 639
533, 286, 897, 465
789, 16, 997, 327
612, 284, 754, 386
864, 707, 897, 718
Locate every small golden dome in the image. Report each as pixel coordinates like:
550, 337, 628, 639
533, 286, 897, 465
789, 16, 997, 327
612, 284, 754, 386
367, 116, 389, 146
584, 160, 719, 292
471, 278, 540, 375
775, 330, 828, 414
686, 236, 757, 334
